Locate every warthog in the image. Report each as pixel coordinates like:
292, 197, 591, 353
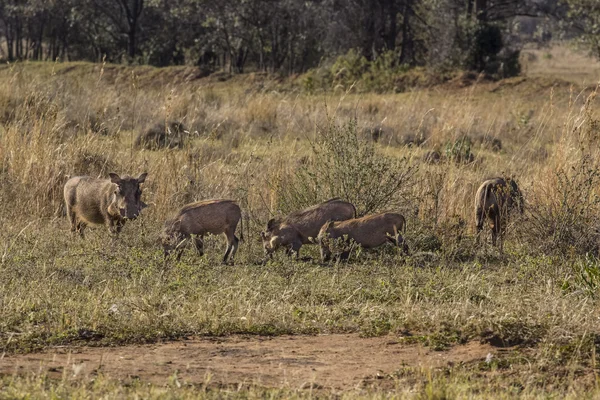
317, 212, 408, 262
161, 199, 242, 264
475, 177, 524, 251
64, 172, 148, 237
261, 198, 356, 260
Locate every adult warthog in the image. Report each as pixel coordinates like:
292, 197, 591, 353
475, 177, 523, 251
261, 198, 355, 260
317, 212, 408, 262
161, 199, 242, 264
64, 172, 148, 237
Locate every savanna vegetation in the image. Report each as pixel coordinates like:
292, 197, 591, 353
0, 44, 599, 397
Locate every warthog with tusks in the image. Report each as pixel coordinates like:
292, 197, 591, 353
64, 172, 148, 237
475, 177, 523, 251
261, 198, 355, 260
317, 212, 408, 262
161, 199, 242, 264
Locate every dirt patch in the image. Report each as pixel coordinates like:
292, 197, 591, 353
0, 334, 497, 390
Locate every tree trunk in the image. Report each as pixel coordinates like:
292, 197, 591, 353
467, 0, 474, 19
128, 27, 136, 59
399, 1, 413, 65
35, 21, 45, 60
386, 0, 397, 51
362, 6, 376, 60
5, 20, 14, 61
475, 0, 487, 21
15, 18, 22, 60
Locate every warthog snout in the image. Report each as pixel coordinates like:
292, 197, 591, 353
122, 205, 142, 220
260, 231, 274, 255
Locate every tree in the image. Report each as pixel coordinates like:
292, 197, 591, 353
91, 0, 145, 60
561, 0, 600, 59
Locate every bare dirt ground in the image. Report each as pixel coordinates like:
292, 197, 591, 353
0, 334, 498, 390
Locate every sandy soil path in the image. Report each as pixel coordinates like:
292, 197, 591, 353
0, 334, 495, 390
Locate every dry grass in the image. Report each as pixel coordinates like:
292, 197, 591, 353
521, 43, 600, 85
2, 48, 600, 397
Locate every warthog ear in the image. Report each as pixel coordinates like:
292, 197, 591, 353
137, 172, 148, 183
140, 201, 149, 209
266, 218, 276, 230
108, 173, 121, 184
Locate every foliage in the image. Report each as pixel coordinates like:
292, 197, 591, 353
572, 253, 600, 298
0, 0, 542, 75
444, 137, 474, 164
467, 23, 504, 72
560, 0, 600, 60
273, 118, 417, 216
330, 49, 370, 90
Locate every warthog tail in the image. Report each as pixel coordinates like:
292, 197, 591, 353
238, 214, 245, 242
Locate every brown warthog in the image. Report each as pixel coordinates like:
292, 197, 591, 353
161, 199, 242, 264
261, 198, 356, 260
64, 172, 148, 236
317, 212, 408, 262
475, 177, 524, 251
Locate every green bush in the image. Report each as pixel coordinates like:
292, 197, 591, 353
573, 254, 600, 298
273, 118, 417, 216
330, 49, 369, 90
444, 137, 474, 164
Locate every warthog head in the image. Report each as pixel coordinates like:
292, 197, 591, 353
108, 172, 148, 220
260, 218, 280, 257
160, 219, 187, 257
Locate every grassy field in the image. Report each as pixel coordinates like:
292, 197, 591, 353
2, 46, 600, 398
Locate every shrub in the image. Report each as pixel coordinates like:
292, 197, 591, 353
134, 120, 187, 150
273, 118, 417, 217
330, 49, 369, 90
569, 254, 600, 298
524, 156, 600, 256
444, 137, 474, 164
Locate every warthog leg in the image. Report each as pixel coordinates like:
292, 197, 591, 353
106, 219, 123, 236
339, 250, 351, 261
76, 221, 86, 238
285, 240, 302, 260
320, 243, 332, 263
491, 213, 501, 248
228, 235, 240, 262
223, 231, 239, 264
396, 235, 409, 255
66, 206, 77, 232
193, 236, 204, 257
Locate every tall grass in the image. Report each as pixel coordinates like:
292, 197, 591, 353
1, 60, 600, 395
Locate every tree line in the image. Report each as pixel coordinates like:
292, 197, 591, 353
0, 0, 595, 74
